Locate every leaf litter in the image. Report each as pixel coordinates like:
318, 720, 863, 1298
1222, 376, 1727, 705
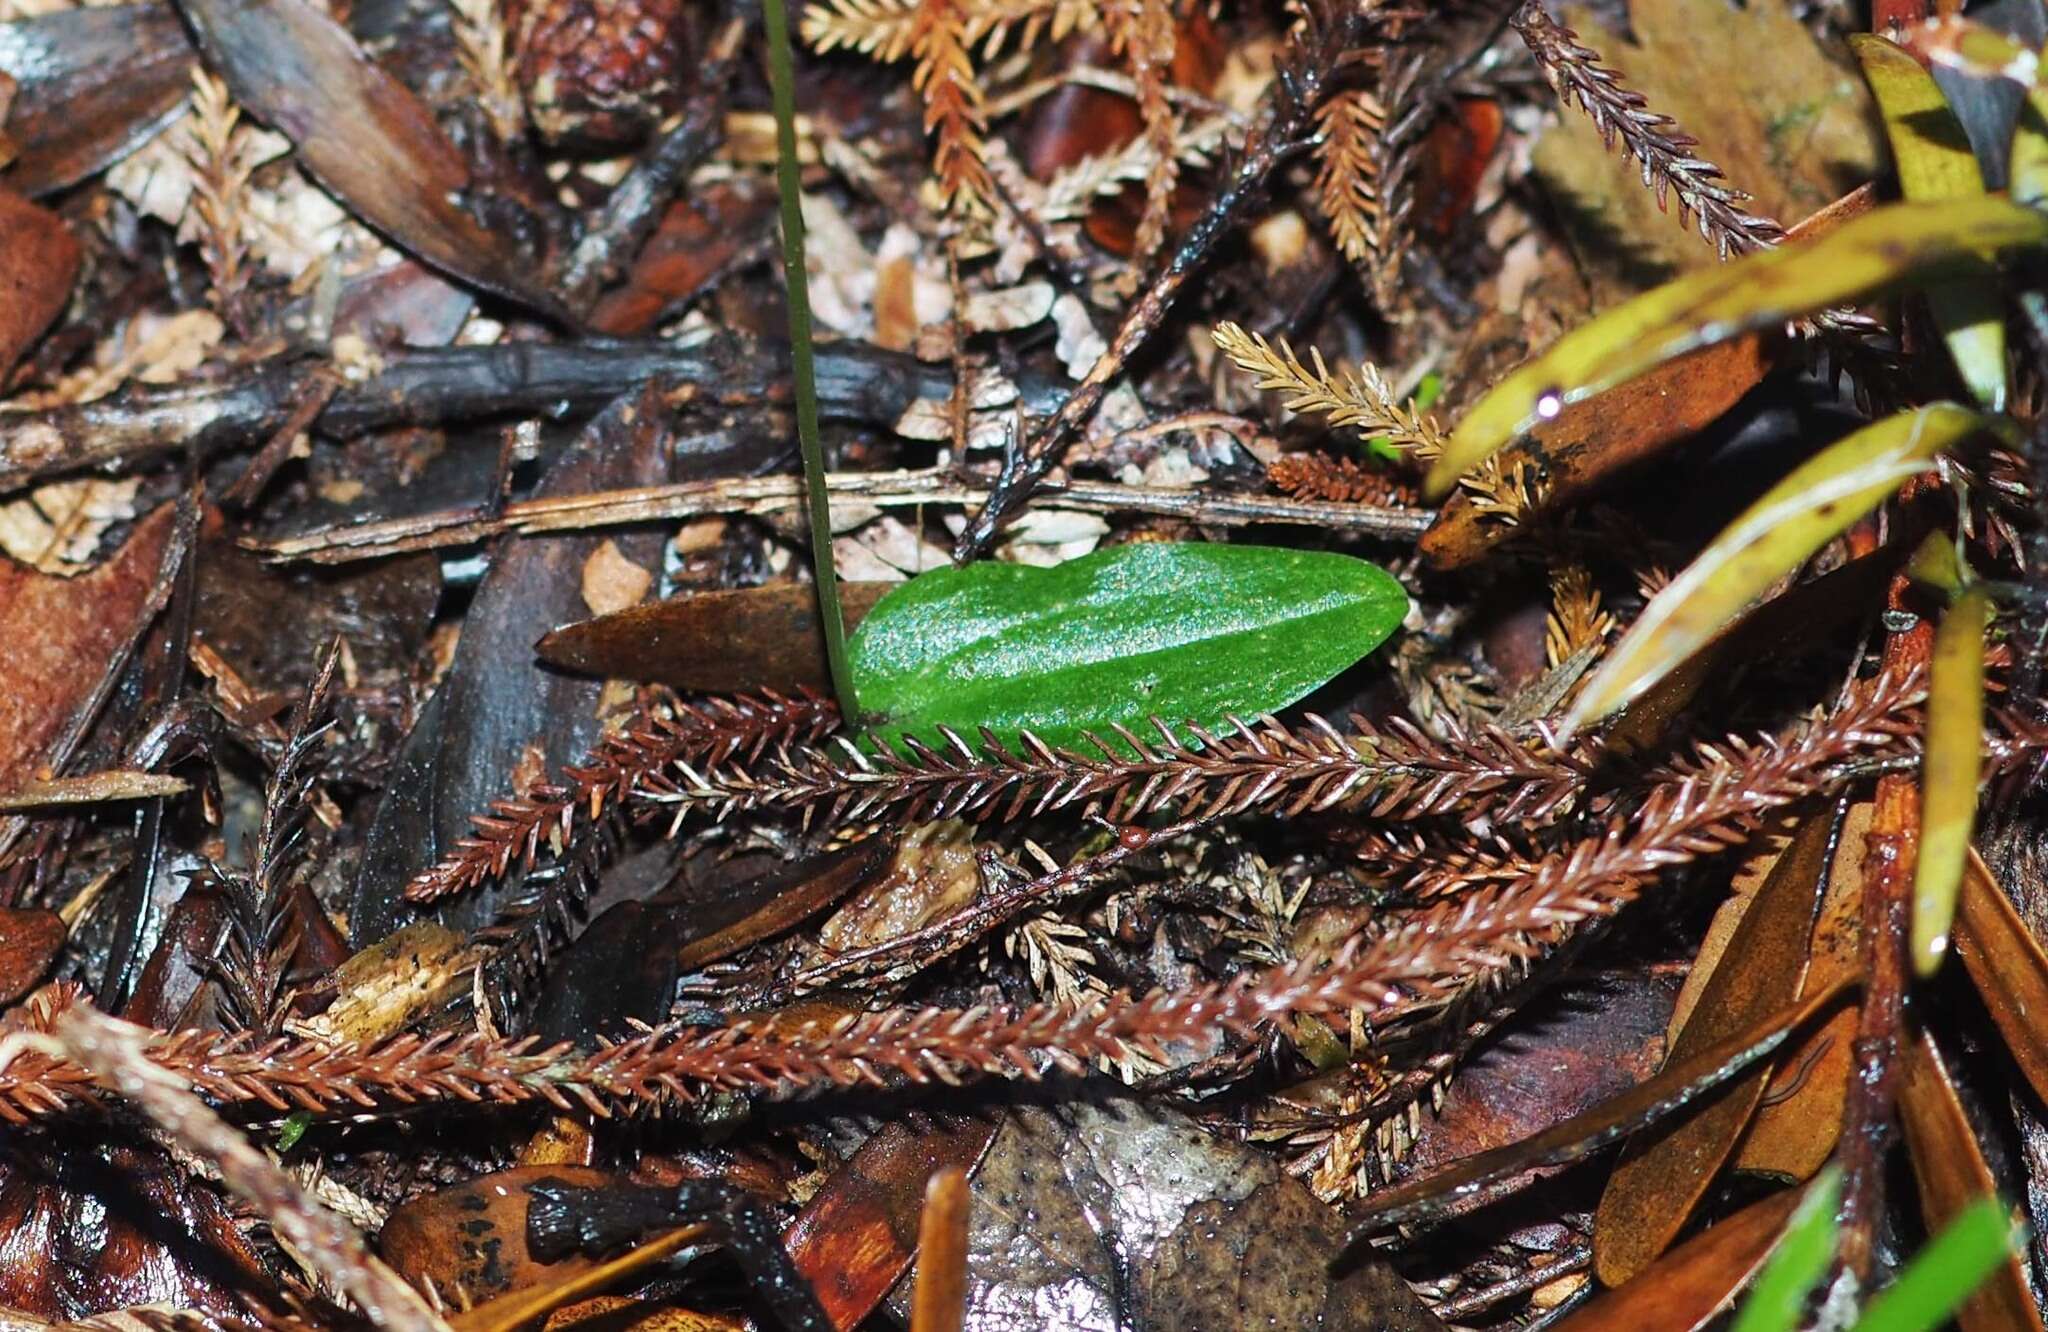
8, 0, 2048, 1330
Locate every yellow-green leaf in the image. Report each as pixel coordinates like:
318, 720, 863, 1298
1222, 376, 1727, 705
1852, 35, 2006, 410
1424, 198, 2048, 500
1914, 585, 1992, 977
1564, 405, 1997, 735
2012, 41, 2048, 207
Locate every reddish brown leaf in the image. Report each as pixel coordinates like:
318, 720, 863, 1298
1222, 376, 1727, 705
378, 1165, 610, 1303
1420, 184, 1876, 572
1594, 803, 1837, 1285
782, 1117, 998, 1331
588, 180, 779, 337
537, 582, 896, 694
1551, 1188, 1801, 1332
0, 503, 183, 864
1734, 801, 1871, 1180
174, 0, 574, 323
0, 185, 79, 381
0, 908, 62, 1006
1899, 1029, 2047, 1332
1350, 979, 1854, 1233
1955, 849, 2048, 1111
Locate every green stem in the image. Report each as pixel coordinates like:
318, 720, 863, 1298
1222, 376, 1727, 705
760, 0, 859, 722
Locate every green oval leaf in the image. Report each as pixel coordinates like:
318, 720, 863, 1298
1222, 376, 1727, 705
1914, 584, 1991, 977
1425, 197, 2048, 499
1567, 404, 2000, 735
847, 542, 1408, 754
1852, 35, 2006, 410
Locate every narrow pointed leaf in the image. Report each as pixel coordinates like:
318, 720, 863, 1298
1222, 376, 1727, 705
1853, 36, 2005, 409
175, 0, 575, 323
2013, 41, 2048, 208
1595, 808, 1837, 1286
847, 543, 1408, 755
1954, 851, 2048, 1108
1849, 1200, 2023, 1332
1553, 1189, 1804, 1332
1727, 1168, 1841, 1332
1565, 405, 1996, 734
1425, 199, 2048, 499
1913, 586, 1990, 975
1898, 1032, 2047, 1332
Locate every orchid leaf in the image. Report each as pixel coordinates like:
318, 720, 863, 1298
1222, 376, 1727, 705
848, 543, 1408, 756
1425, 198, 2048, 499
1914, 585, 1992, 976
1853, 35, 2006, 410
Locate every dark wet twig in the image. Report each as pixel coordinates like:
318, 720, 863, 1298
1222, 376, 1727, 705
0, 335, 1066, 497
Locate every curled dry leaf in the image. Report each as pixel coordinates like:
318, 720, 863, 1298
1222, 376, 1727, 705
0, 502, 184, 864
783, 1117, 999, 1331
1733, 802, 1872, 1181
0, 907, 63, 1006
173, 0, 575, 323
1953, 850, 2048, 1110
1348, 979, 1854, 1235
1420, 186, 1874, 571
1593, 804, 1837, 1287
0, 186, 79, 382
1552, 1187, 1802, 1332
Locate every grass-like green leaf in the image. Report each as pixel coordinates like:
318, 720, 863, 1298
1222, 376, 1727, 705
848, 542, 1408, 755
1914, 585, 1991, 976
1424, 198, 2048, 499
1567, 404, 2001, 734
1729, 1168, 1842, 1332
1852, 35, 2006, 410
1850, 1198, 2023, 1332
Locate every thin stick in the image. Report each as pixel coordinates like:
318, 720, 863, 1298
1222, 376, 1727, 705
762, 0, 858, 721
245, 468, 1434, 564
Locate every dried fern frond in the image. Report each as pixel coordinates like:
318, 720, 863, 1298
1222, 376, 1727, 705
180, 68, 254, 329
1511, 1, 1782, 261
1267, 452, 1415, 506
1313, 89, 1384, 266
1212, 321, 1446, 458
803, 0, 1096, 61
448, 0, 524, 141
1108, 0, 1180, 273
1038, 113, 1230, 223
1544, 564, 1614, 668
636, 711, 1591, 834
216, 645, 341, 1034
911, 0, 997, 214
404, 690, 840, 904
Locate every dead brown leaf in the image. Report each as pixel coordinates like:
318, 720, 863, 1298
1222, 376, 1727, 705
1593, 801, 1838, 1286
